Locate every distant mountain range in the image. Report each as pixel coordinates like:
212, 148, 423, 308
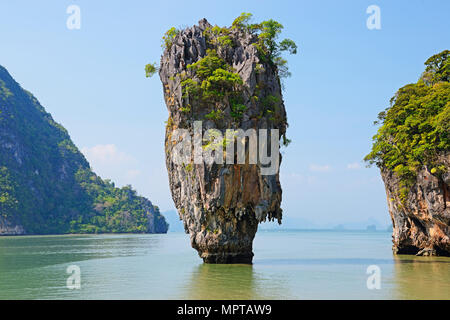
258, 215, 391, 231
162, 207, 391, 232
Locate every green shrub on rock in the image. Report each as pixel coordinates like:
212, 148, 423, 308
365, 50, 450, 197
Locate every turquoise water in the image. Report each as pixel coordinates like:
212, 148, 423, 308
0, 230, 449, 299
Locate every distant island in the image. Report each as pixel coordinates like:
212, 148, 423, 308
0, 65, 168, 235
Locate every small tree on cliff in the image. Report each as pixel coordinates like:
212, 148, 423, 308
145, 63, 158, 78
232, 13, 298, 78
421, 50, 450, 85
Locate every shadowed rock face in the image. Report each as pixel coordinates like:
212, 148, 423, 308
159, 19, 286, 263
0, 216, 25, 235
382, 152, 450, 256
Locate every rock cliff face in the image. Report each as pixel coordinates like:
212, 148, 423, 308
382, 153, 450, 256
0, 216, 25, 235
159, 19, 286, 263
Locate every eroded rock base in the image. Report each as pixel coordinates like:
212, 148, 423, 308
201, 252, 254, 264
382, 153, 450, 257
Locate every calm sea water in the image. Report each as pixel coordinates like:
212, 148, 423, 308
0, 230, 449, 300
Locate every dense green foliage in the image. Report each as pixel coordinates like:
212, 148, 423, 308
204, 26, 234, 48
0, 66, 168, 234
365, 50, 450, 199
183, 49, 243, 102
180, 49, 248, 122
421, 50, 450, 85
0, 166, 17, 217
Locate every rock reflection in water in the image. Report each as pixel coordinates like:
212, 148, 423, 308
184, 263, 268, 300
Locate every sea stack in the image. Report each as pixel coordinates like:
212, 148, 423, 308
366, 50, 450, 256
159, 17, 292, 263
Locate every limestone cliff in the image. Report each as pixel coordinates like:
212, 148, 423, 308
0, 216, 25, 235
159, 17, 293, 263
382, 153, 450, 256
366, 50, 450, 256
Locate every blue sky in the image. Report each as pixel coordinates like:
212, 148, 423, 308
0, 0, 448, 229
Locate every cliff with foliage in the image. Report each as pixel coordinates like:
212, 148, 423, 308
365, 50, 450, 256
152, 14, 296, 263
0, 65, 168, 235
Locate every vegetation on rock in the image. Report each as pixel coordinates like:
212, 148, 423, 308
182, 49, 243, 108
145, 63, 158, 78
162, 27, 179, 50
149, 13, 297, 80
365, 50, 450, 201
231, 13, 297, 78
147, 13, 297, 146
0, 65, 168, 234
158, 16, 292, 263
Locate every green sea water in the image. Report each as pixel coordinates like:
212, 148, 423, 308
0, 230, 449, 299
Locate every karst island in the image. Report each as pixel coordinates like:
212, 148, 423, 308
146, 13, 297, 263
366, 50, 450, 256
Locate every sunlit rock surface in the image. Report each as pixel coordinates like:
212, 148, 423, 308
382, 152, 450, 256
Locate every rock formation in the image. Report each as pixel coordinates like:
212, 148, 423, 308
159, 18, 291, 263
366, 50, 450, 256
0, 216, 25, 235
382, 153, 450, 256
